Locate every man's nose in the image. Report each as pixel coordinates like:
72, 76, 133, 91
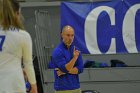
69, 36, 73, 40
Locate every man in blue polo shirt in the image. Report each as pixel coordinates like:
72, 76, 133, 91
51, 25, 84, 93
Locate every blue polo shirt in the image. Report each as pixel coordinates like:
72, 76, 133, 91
51, 42, 84, 91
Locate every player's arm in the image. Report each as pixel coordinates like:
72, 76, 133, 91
22, 32, 38, 93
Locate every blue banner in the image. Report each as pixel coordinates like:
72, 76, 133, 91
61, 0, 140, 54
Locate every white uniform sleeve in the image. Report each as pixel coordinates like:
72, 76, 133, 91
22, 31, 36, 84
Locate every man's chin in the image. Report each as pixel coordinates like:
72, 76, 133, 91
66, 44, 71, 46
66, 43, 72, 47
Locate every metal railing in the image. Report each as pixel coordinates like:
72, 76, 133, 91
34, 10, 53, 86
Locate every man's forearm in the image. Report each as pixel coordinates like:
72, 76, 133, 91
65, 56, 78, 71
56, 67, 78, 76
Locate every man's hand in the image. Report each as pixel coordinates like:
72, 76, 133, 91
73, 46, 80, 58
69, 67, 78, 74
55, 68, 66, 76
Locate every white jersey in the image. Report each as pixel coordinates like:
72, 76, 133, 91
0, 28, 36, 93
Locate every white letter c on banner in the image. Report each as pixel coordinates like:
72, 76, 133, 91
123, 4, 140, 53
85, 6, 115, 54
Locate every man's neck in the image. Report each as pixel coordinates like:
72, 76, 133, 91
67, 45, 70, 49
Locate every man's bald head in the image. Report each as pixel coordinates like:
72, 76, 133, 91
62, 25, 74, 34
61, 25, 74, 47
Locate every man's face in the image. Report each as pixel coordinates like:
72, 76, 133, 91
62, 27, 74, 47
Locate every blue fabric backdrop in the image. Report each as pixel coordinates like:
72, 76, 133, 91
61, 0, 140, 54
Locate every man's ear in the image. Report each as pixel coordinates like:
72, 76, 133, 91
61, 32, 64, 38
60, 32, 63, 40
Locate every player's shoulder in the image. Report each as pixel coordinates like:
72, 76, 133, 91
19, 29, 31, 38
19, 29, 30, 36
